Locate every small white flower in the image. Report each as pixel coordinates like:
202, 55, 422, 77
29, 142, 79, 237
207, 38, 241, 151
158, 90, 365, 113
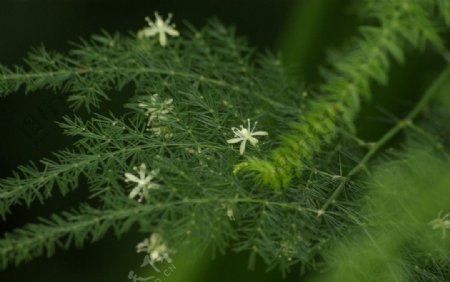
138, 94, 174, 127
148, 126, 173, 139
429, 211, 450, 238
137, 12, 179, 46
137, 233, 172, 264
227, 206, 235, 221
227, 119, 268, 155
124, 163, 160, 202
280, 240, 295, 262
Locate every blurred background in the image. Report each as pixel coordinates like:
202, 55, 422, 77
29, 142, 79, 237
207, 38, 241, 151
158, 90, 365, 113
0, 0, 446, 281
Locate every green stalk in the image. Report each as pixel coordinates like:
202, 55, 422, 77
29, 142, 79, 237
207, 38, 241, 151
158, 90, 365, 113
319, 65, 450, 215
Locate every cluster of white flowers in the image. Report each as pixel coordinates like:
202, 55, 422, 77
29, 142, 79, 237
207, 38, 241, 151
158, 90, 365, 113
279, 240, 296, 262
138, 94, 174, 137
124, 163, 160, 202
430, 211, 450, 238
137, 12, 179, 46
136, 233, 172, 264
227, 119, 268, 155
138, 94, 174, 125
130, 13, 272, 254
136, 13, 270, 154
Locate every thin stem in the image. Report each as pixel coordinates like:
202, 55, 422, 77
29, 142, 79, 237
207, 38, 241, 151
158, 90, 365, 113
0, 194, 319, 267
1, 66, 295, 111
319, 65, 450, 215
0, 142, 225, 201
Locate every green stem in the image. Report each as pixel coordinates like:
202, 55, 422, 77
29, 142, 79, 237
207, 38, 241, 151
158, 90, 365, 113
319, 65, 450, 215
1, 66, 295, 111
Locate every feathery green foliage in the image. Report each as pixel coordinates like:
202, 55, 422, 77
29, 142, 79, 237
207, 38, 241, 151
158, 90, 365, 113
0, 0, 449, 280
236, 0, 449, 190
0, 19, 320, 272
315, 135, 450, 281
312, 63, 450, 281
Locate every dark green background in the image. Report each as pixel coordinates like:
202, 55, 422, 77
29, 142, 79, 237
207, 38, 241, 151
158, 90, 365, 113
0, 0, 446, 281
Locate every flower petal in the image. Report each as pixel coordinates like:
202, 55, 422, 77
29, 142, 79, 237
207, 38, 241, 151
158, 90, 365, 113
239, 139, 247, 155
252, 131, 268, 136
129, 186, 141, 199
248, 136, 259, 146
159, 31, 167, 46
227, 138, 243, 144
138, 27, 158, 38
125, 173, 140, 183
147, 183, 161, 190
165, 26, 179, 36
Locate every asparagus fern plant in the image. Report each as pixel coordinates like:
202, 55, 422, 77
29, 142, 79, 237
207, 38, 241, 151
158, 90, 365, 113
1, 0, 450, 280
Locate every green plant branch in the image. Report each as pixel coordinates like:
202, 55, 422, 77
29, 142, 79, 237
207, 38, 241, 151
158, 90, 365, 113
319, 65, 450, 215
1, 67, 226, 87
0, 140, 227, 217
1, 63, 294, 111
0, 196, 318, 268
234, 0, 446, 191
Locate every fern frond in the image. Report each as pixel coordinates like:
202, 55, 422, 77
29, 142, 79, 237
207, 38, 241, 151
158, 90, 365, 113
318, 146, 450, 282
0, 204, 139, 268
0, 19, 305, 217
237, 0, 450, 190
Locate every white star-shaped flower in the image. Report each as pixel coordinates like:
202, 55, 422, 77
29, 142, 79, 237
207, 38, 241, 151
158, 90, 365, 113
227, 119, 268, 155
138, 94, 174, 127
124, 163, 160, 202
226, 206, 235, 221
137, 12, 180, 46
137, 233, 172, 264
430, 211, 450, 238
